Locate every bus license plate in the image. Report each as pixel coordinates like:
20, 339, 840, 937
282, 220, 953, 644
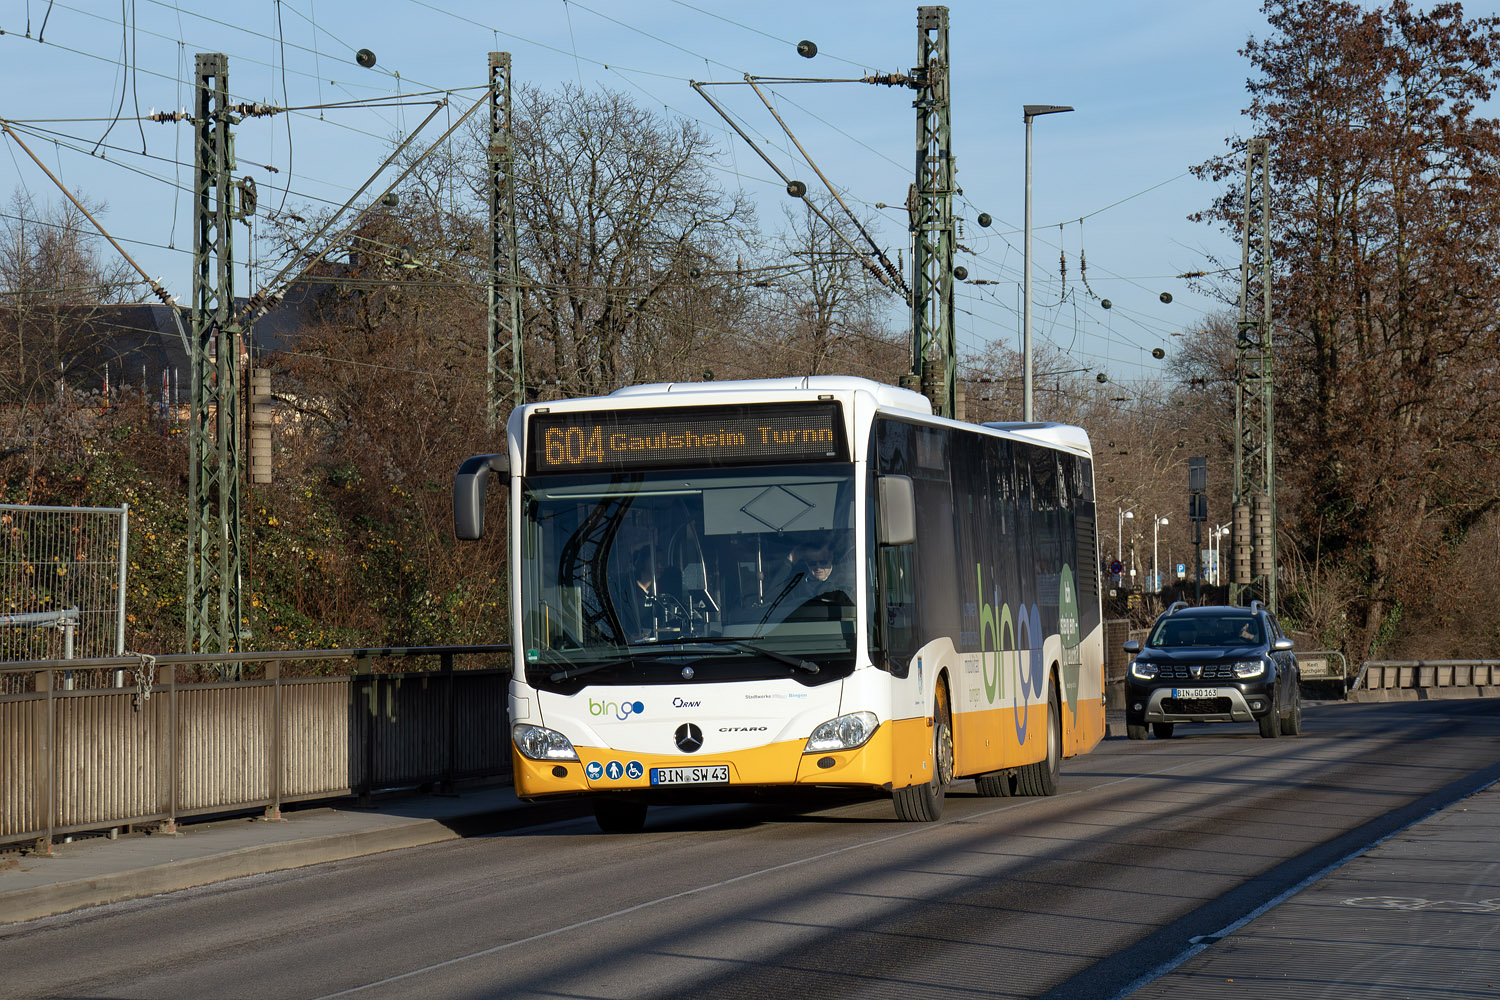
1173, 687, 1217, 699
651, 765, 729, 786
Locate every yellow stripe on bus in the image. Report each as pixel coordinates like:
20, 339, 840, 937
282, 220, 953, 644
951, 697, 1105, 777
511, 719, 955, 799
510, 700, 1105, 801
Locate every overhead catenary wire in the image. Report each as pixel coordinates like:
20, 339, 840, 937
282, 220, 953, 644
691, 79, 903, 300
0, 2, 1226, 397
744, 76, 906, 295
0, 113, 190, 355
241, 96, 460, 322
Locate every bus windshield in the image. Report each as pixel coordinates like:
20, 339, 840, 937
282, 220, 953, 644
520, 464, 857, 685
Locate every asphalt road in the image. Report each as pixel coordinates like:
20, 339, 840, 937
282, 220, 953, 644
4, 698, 1499, 1000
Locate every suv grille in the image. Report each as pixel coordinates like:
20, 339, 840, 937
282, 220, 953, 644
1155, 663, 1237, 681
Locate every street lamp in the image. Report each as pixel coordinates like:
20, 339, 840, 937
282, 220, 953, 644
1116, 507, 1135, 563
1210, 522, 1230, 585
1152, 515, 1169, 593
1023, 103, 1074, 422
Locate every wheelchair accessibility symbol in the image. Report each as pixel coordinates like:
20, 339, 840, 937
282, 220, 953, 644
625, 760, 644, 780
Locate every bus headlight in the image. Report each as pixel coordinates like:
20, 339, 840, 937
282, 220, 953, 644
805, 712, 879, 753
513, 723, 579, 761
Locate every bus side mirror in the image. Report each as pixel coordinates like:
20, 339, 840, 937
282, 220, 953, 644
454, 452, 509, 540
877, 474, 916, 546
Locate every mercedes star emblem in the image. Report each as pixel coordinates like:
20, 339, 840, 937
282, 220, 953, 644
675, 723, 704, 753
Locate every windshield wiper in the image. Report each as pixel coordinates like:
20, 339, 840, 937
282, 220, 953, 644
666, 636, 821, 674
546, 638, 823, 681
544, 646, 692, 683
547, 658, 633, 683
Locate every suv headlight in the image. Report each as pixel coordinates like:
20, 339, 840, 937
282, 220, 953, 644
1129, 660, 1159, 680
805, 711, 879, 753
513, 723, 580, 761
1233, 660, 1267, 678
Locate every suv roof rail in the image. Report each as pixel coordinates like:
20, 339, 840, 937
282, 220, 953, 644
1249, 599, 1264, 614
1164, 600, 1190, 616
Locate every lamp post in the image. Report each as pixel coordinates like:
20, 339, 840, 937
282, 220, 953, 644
1152, 515, 1169, 593
1116, 507, 1135, 564
1211, 522, 1230, 585
1023, 103, 1073, 421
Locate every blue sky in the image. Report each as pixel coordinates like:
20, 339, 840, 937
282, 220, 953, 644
0, 0, 1280, 386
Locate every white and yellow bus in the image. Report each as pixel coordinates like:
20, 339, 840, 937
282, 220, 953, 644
454, 376, 1104, 831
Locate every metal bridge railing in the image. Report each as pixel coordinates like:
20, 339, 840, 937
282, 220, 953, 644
1351, 659, 1500, 693
0, 645, 512, 855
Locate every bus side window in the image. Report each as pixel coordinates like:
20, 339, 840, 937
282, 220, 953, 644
881, 545, 917, 669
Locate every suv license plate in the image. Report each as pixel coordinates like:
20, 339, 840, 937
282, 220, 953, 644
1173, 687, 1217, 699
651, 765, 729, 786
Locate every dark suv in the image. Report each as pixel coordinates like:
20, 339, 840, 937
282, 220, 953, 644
1122, 601, 1301, 740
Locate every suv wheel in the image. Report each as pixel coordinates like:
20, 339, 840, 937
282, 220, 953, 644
1258, 704, 1281, 739
1151, 722, 1175, 739
1280, 686, 1303, 736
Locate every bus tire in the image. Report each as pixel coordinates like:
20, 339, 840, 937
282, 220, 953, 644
974, 769, 1015, 797
593, 798, 648, 833
893, 680, 953, 821
1014, 681, 1061, 796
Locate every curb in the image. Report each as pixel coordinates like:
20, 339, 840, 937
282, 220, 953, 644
1, 798, 594, 926
1346, 685, 1500, 702
0, 818, 459, 926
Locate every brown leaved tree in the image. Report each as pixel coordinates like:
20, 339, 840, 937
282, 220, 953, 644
1196, 0, 1500, 657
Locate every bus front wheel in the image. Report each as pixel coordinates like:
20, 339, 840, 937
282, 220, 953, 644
894, 681, 954, 821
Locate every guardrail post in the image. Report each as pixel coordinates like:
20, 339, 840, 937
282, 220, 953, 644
265, 660, 284, 821
154, 655, 176, 835
357, 654, 374, 808
441, 652, 456, 795
32, 667, 54, 856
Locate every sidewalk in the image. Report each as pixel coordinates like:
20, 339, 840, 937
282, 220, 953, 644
0, 785, 588, 925
1130, 777, 1500, 998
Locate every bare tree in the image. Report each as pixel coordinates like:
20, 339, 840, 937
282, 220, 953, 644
742, 196, 904, 380
0, 190, 139, 406
466, 85, 756, 398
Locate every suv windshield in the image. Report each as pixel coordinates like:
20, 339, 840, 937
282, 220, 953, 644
520, 464, 857, 685
1148, 615, 1262, 648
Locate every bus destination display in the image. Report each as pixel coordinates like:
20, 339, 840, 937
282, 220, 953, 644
528, 402, 848, 473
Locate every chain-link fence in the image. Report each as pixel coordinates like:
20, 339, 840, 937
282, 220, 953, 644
0, 503, 128, 663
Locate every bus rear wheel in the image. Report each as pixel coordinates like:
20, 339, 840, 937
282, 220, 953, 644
974, 769, 1016, 797
1014, 681, 1061, 796
593, 798, 648, 833
894, 680, 953, 821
